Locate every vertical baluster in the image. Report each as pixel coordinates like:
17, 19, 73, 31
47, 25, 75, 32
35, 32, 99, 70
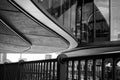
36, 62, 38, 80
36, 62, 39, 80
48, 62, 50, 80
34, 62, 36, 80
34, 63, 36, 80
26, 63, 28, 80
19, 62, 22, 80
43, 62, 45, 80
55, 62, 57, 80
85, 60, 87, 80
46, 62, 48, 80
49, 62, 52, 80
102, 58, 105, 80
31, 63, 33, 80
68, 61, 72, 80
29, 63, 31, 79
31, 63, 32, 80
32, 63, 34, 80
3, 64, 6, 80
112, 58, 115, 80
67, 61, 69, 80
41, 62, 43, 80
29, 63, 31, 80
28, 63, 30, 80
78, 60, 80, 80
74, 61, 78, 80
44, 62, 46, 80
48, 62, 49, 80
27, 63, 30, 79
39, 63, 40, 80
93, 59, 95, 80
72, 60, 74, 80
24, 63, 26, 80
53, 61, 55, 80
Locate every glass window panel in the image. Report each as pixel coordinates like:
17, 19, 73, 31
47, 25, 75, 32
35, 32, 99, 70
94, 0, 110, 25
33, 0, 77, 35
94, 0, 110, 42
111, 0, 120, 41
76, 0, 110, 44
77, 0, 94, 43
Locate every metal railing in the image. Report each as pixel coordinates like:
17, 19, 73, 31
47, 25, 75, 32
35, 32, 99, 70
60, 53, 120, 80
1, 53, 120, 80
0, 59, 57, 80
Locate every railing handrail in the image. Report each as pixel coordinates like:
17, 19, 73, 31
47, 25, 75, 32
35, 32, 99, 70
61, 41, 120, 58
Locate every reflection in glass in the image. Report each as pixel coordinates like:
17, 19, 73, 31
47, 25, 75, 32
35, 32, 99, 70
76, 0, 110, 44
33, 0, 110, 44
104, 59, 113, 80
33, 0, 77, 33
116, 60, 120, 80
94, 0, 110, 42
74, 61, 78, 80
68, 61, 72, 80
111, 0, 120, 41
80, 60, 85, 80
95, 59, 102, 80
94, 0, 110, 25
87, 60, 93, 80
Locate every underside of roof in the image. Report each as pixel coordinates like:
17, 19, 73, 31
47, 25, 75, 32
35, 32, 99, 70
0, 0, 78, 53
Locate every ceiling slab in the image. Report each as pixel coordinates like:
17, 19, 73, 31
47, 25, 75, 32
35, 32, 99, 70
0, 0, 76, 53
9, 0, 78, 52
0, 19, 31, 52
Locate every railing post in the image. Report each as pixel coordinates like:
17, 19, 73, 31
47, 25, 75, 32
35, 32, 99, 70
17, 61, 21, 80
3, 63, 7, 80
57, 54, 68, 80
3, 64, 5, 80
18, 60, 24, 80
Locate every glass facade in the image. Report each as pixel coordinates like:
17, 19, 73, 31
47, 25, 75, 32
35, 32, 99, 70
76, 0, 110, 44
33, 0, 76, 33
33, 0, 112, 45
111, 0, 120, 41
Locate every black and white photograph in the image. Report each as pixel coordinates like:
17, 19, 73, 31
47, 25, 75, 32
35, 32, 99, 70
0, 0, 120, 80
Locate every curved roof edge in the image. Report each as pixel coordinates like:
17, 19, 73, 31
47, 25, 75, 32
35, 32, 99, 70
9, 0, 78, 52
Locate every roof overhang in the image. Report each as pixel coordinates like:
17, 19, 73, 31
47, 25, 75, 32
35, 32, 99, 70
4, 0, 78, 53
